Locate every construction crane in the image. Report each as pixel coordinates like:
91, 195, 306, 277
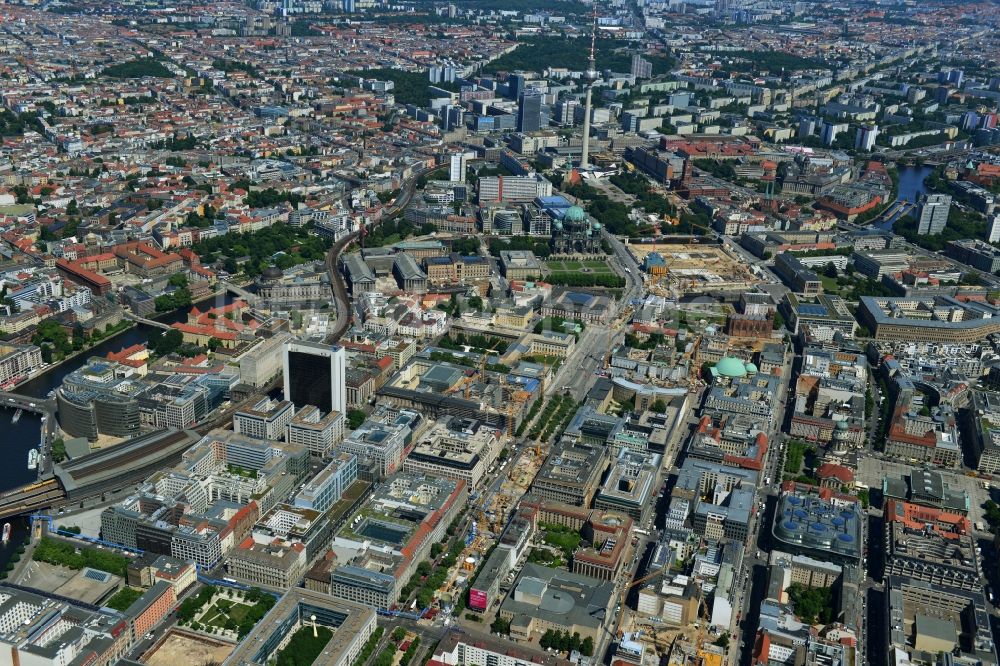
674, 216, 715, 244
613, 566, 669, 642
447, 372, 475, 397
465, 339, 504, 400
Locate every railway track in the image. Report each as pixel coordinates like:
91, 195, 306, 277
0, 169, 433, 520
324, 165, 436, 343
0, 478, 64, 520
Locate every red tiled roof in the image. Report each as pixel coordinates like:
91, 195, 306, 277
816, 463, 854, 484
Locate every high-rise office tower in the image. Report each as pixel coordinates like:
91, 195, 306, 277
441, 104, 464, 131
449, 152, 467, 182
917, 193, 952, 236
509, 74, 526, 101
284, 341, 346, 415
517, 91, 543, 132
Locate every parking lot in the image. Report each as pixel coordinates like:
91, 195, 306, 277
855, 454, 992, 527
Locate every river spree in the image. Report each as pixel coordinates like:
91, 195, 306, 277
877, 164, 933, 231
0, 293, 237, 573
0, 293, 236, 492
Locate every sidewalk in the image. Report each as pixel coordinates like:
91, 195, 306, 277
7, 527, 40, 583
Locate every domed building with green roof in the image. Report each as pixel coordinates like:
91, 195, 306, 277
552, 204, 602, 254
713, 357, 748, 379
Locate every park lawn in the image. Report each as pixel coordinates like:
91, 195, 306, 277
201, 608, 224, 627
548, 260, 615, 273
820, 275, 839, 292
227, 602, 254, 624
202, 601, 253, 628
546, 260, 583, 271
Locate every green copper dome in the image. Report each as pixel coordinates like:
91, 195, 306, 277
715, 357, 748, 378
744, 362, 758, 374
564, 206, 586, 222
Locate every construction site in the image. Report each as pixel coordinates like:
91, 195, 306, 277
616, 570, 728, 666
438, 439, 549, 610
627, 243, 762, 297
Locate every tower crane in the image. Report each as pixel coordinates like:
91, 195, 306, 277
466, 338, 504, 400
612, 566, 669, 642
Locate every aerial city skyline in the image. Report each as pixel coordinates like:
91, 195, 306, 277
0, 1, 997, 666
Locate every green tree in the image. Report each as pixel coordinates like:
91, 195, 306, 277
106, 587, 143, 611
785, 584, 834, 625
649, 399, 667, 413
491, 617, 511, 635
33, 538, 129, 576
51, 438, 66, 463
347, 409, 366, 430
772, 309, 786, 331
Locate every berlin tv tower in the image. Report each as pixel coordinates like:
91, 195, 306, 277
580, 8, 599, 170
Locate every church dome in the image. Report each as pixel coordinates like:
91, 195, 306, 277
564, 206, 586, 222
744, 362, 758, 374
